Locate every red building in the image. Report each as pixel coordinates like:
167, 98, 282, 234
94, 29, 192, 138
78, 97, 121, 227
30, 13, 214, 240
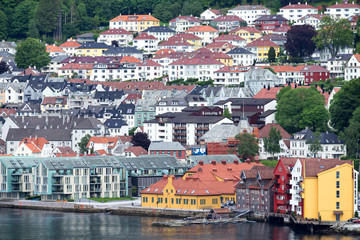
254, 15, 289, 33
148, 141, 186, 160
273, 158, 297, 213
300, 65, 329, 84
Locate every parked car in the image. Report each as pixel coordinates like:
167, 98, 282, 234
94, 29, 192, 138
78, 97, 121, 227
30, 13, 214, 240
352, 219, 360, 223
348, 217, 358, 222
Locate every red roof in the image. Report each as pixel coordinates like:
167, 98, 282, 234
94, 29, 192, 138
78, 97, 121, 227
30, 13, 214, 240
159, 39, 193, 46
186, 26, 218, 32
55, 146, 75, 154
273, 25, 291, 33
209, 9, 221, 15
41, 97, 67, 105
87, 137, 120, 148
154, 49, 175, 55
137, 59, 162, 67
19, 137, 49, 153
124, 146, 148, 156
280, 3, 316, 9
0, 108, 16, 117
169, 16, 201, 22
327, 3, 360, 8
59, 63, 94, 70
169, 33, 201, 41
163, 85, 197, 93
119, 135, 132, 143
110, 15, 159, 22
170, 57, 224, 66
259, 123, 291, 139
245, 40, 279, 48
300, 65, 329, 73
134, 32, 157, 40
213, 15, 245, 22
46, 45, 65, 53
206, 41, 234, 49
253, 87, 282, 99
214, 34, 245, 42
230, 26, 262, 34
120, 56, 141, 63
100, 28, 132, 35
59, 40, 82, 48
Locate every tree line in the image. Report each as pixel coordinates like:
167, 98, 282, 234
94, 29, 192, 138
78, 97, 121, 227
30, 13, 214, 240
0, 0, 337, 42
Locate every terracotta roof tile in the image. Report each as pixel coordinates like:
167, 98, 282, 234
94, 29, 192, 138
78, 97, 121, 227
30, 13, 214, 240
186, 26, 218, 32
259, 123, 291, 139
124, 146, 148, 156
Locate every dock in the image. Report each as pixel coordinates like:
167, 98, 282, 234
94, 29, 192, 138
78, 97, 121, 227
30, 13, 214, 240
152, 217, 253, 227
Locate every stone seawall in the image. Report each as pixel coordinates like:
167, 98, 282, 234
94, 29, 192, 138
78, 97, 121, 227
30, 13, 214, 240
0, 201, 209, 218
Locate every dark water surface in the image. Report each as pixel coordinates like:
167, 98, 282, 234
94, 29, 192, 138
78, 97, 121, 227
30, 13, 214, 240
0, 208, 358, 240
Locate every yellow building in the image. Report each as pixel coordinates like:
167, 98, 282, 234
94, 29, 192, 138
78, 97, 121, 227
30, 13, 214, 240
41, 97, 68, 114
229, 27, 262, 43
76, 43, 109, 57
168, 33, 203, 50
109, 15, 160, 33
244, 40, 280, 61
300, 159, 355, 222
141, 160, 264, 209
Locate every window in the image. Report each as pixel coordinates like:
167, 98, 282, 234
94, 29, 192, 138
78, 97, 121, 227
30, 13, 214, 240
336, 181, 340, 188
279, 166, 282, 172
200, 199, 206, 205
336, 191, 340, 198
212, 198, 218, 204
336, 202, 340, 209
336, 171, 340, 179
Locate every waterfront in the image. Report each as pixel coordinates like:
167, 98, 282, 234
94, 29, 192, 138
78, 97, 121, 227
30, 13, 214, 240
0, 209, 358, 240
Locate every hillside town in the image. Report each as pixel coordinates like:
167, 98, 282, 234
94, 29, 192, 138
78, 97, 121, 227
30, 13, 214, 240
1, 0, 360, 225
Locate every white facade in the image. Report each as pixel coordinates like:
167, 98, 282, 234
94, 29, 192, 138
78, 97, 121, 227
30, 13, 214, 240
213, 66, 249, 86
97, 32, 133, 46
169, 18, 201, 32
133, 38, 159, 54
227, 51, 255, 66
325, 3, 360, 19
278, 3, 318, 22
227, 6, 271, 25
187, 30, 219, 44
168, 60, 224, 81
289, 160, 303, 215
294, 15, 323, 29
5, 83, 25, 104
344, 55, 360, 81
200, 9, 221, 21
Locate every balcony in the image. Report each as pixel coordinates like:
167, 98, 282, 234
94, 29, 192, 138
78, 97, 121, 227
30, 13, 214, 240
173, 138, 186, 142
195, 127, 209, 130
53, 181, 63, 185
52, 186, 64, 193
173, 126, 186, 130
90, 188, 102, 192
12, 186, 23, 192
173, 132, 186, 136
90, 181, 101, 184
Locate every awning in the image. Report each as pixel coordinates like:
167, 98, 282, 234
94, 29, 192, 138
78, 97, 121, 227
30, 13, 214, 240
333, 211, 343, 215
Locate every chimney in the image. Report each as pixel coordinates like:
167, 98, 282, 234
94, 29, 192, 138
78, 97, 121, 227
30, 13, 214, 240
211, 160, 216, 165
212, 168, 217, 172
199, 160, 204, 165
234, 160, 239, 164
221, 159, 226, 165
227, 167, 232, 171
245, 158, 251, 164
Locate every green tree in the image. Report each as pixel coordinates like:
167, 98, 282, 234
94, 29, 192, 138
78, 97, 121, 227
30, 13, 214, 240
11, 0, 38, 38
131, 132, 151, 150
0, 10, 8, 40
15, 37, 51, 70
339, 106, 360, 158
78, 134, 91, 154
129, 127, 137, 136
235, 132, 259, 160
36, 0, 62, 35
263, 127, 282, 159
27, 18, 39, 38
330, 78, 360, 132
268, 47, 276, 63
306, 132, 323, 157
313, 16, 353, 58
276, 87, 329, 134
223, 108, 232, 120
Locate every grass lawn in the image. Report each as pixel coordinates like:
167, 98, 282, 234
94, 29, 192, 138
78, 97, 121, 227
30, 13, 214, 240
89, 196, 136, 203
260, 160, 279, 167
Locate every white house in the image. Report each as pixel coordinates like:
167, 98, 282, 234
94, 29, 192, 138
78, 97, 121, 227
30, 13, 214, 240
5, 82, 26, 104
59, 39, 82, 56
168, 58, 224, 81
325, 2, 360, 19
186, 25, 219, 44
0, 40, 16, 55
214, 34, 247, 48
213, 66, 250, 86
289, 129, 346, 159
278, 3, 318, 22
141, 26, 176, 41
200, 9, 221, 23
169, 16, 202, 32
344, 54, 360, 81
226, 47, 255, 66
289, 159, 304, 215
327, 54, 352, 79
136, 60, 163, 81
295, 14, 325, 29
97, 28, 133, 46
133, 33, 159, 54
227, 5, 271, 25
13, 137, 52, 157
